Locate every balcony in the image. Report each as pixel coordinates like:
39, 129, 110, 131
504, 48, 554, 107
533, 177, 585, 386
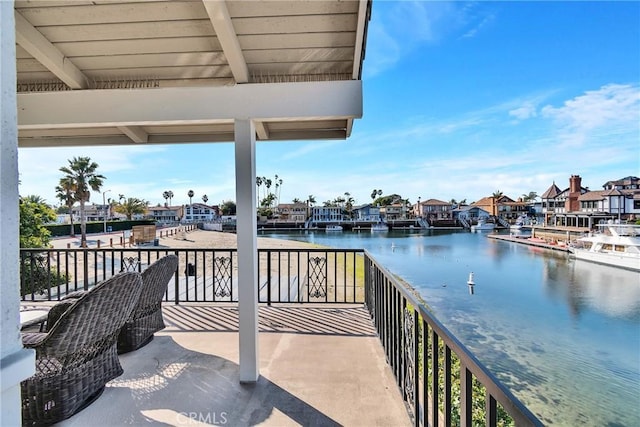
44, 303, 410, 426
20, 248, 541, 426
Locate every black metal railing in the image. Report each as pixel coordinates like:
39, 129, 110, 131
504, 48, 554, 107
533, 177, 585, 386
363, 252, 542, 426
19, 248, 365, 305
20, 246, 541, 425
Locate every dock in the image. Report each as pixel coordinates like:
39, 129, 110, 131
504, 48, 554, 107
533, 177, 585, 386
487, 233, 572, 253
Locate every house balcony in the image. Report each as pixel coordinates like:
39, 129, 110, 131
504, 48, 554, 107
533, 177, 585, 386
38, 302, 409, 426
20, 248, 541, 426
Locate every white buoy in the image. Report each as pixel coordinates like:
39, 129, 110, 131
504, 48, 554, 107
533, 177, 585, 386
467, 272, 475, 285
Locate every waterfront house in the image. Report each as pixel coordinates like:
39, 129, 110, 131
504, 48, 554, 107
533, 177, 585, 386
352, 203, 381, 222
454, 205, 492, 221
311, 206, 343, 223
540, 175, 640, 228
471, 194, 529, 222
274, 203, 308, 222
415, 198, 453, 222
183, 203, 219, 223
379, 203, 406, 220
70, 203, 109, 222
148, 205, 183, 225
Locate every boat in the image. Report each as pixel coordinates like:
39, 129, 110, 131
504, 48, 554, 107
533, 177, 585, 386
371, 223, 388, 232
569, 221, 640, 271
470, 218, 495, 232
510, 214, 533, 231
326, 225, 343, 232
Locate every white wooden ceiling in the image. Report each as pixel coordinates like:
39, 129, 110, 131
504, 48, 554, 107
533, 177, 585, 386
15, 0, 371, 147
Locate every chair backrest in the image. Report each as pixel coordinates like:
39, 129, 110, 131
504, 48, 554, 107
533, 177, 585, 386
42, 272, 143, 354
135, 254, 179, 316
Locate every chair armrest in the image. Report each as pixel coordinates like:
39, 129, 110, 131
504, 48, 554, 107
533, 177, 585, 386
22, 332, 47, 348
45, 300, 77, 332
62, 290, 86, 300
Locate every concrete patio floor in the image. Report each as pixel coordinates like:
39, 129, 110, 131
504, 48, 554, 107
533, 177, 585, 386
55, 304, 412, 426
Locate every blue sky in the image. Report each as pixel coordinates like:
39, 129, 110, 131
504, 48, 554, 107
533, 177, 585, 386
18, 1, 640, 208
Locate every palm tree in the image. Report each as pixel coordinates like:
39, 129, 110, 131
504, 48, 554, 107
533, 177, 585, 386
256, 177, 263, 207
168, 190, 174, 206
292, 198, 302, 203
521, 191, 538, 202
163, 191, 170, 206
202, 194, 208, 204
55, 177, 76, 237
59, 156, 105, 247
371, 189, 382, 205
307, 195, 316, 206
264, 178, 272, 207
344, 192, 355, 219
114, 197, 148, 220
187, 190, 194, 220
492, 190, 504, 200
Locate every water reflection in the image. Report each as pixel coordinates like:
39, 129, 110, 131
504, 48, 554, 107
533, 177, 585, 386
261, 230, 640, 426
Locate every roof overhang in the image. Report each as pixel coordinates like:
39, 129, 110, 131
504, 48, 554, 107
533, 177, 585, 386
15, 0, 372, 147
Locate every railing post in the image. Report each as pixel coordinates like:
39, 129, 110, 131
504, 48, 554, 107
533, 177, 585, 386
83, 249, 89, 291
267, 251, 272, 306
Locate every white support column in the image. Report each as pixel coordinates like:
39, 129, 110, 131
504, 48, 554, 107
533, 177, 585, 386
234, 119, 259, 382
1, 1, 36, 424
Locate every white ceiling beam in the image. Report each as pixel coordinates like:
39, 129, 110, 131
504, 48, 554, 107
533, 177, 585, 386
254, 121, 269, 140
18, 80, 362, 128
352, 0, 370, 79
117, 125, 148, 143
14, 11, 89, 89
202, 0, 249, 83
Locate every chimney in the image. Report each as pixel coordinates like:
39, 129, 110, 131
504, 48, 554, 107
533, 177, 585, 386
567, 175, 582, 212
569, 175, 582, 193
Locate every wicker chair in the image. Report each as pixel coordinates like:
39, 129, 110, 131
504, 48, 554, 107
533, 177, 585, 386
21, 272, 143, 426
117, 254, 178, 353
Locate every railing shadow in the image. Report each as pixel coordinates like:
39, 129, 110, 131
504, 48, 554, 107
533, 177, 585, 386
163, 305, 377, 337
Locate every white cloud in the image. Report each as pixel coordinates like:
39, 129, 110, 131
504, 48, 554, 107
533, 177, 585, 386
541, 83, 640, 147
509, 103, 538, 120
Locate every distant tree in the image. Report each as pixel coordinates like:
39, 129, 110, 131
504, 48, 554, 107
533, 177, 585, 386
55, 177, 77, 236
371, 189, 383, 205
19, 195, 56, 248
307, 195, 316, 206
202, 194, 208, 204
264, 178, 272, 204
59, 156, 105, 247
522, 191, 538, 202
19, 195, 68, 295
261, 193, 276, 208
492, 190, 504, 200
333, 196, 346, 208
256, 177, 263, 207
292, 198, 302, 203
220, 200, 236, 216
187, 190, 194, 205
114, 197, 148, 220
163, 191, 170, 206
344, 192, 355, 218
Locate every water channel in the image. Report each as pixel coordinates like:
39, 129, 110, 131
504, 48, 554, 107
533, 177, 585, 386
259, 228, 640, 426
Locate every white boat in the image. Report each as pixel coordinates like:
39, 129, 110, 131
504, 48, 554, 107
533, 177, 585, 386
510, 214, 532, 231
471, 218, 495, 232
371, 223, 388, 232
326, 225, 343, 232
569, 222, 640, 271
